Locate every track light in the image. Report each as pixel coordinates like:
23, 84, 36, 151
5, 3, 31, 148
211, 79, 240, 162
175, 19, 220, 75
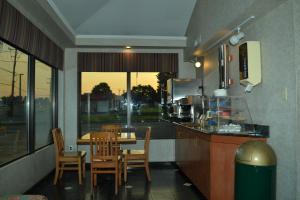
229, 27, 245, 46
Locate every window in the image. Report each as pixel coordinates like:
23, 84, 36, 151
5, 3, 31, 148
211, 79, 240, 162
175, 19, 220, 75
80, 72, 127, 135
0, 42, 29, 165
0, 40, 58, 166
130, 72, 160, 123
34, 60, 54, 149
80, 72, 174, 139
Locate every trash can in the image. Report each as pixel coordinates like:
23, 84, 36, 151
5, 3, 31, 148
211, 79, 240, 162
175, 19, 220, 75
235, 141, 276, 200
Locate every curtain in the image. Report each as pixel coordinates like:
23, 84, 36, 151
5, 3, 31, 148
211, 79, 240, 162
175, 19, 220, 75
0, 0, 64, 69
78, 52, 178, 72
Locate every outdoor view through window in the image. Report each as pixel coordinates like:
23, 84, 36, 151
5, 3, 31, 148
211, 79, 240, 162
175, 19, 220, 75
0, 42, 28, 165
80, 72, 168, 137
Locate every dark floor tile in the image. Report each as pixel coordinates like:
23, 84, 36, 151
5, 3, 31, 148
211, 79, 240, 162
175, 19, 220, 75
26, 163, 206, 200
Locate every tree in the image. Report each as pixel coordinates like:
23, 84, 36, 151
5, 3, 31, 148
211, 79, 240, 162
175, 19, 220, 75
123, 84, 159, 105
91, 82, 113, 99
156, 72, 176, 105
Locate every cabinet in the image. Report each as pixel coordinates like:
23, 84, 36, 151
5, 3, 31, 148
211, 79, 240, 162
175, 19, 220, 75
175, 124, 266, 200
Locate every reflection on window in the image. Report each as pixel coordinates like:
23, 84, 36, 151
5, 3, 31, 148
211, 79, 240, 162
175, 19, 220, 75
35, 61, 53, 149
130, 72, 160, 123
0, 42, 28, 165
80, 72, 127, 135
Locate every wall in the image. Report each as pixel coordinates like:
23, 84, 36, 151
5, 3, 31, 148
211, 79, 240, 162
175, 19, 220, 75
0, 146, 55, 195
61, 48, 194, 162
294, 0, 300, 198
185, 0, 298, 199
185, 0, 288, 60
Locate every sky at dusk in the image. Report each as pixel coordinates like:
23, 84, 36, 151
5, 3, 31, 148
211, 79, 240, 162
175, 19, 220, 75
81, 72, 159, 95
0, 42, 52, 98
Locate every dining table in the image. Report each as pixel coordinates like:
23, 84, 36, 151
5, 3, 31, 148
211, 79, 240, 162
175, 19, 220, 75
77, 132, 137, 145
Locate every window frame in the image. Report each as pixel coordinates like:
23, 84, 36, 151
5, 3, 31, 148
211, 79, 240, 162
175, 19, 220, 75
0, 37, 59, 167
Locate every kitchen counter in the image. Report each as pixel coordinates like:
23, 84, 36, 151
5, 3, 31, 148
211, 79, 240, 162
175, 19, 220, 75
175, 123, 267, 200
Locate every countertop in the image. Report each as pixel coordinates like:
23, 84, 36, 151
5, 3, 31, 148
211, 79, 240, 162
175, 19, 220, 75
173, 122, 268, 138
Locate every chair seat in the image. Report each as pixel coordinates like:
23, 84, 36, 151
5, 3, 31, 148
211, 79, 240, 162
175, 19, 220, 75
62, 151, 86, 157
123, 149, 145, 155
92, 155, 121, 162
123, 149, 146, 160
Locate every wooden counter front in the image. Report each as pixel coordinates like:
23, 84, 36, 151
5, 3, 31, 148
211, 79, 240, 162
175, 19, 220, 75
175, 125, 266, 200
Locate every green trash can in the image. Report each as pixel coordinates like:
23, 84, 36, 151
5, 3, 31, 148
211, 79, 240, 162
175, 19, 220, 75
235, 141, 276, 200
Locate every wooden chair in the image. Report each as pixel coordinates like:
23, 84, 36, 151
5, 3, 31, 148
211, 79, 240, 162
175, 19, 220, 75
90, 132, 122, 195
123, 127, 151, 183
52, 128, 86, 185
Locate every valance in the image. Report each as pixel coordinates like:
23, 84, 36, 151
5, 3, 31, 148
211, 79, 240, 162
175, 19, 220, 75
0, 0, 64, 69
78, 52, 178, 72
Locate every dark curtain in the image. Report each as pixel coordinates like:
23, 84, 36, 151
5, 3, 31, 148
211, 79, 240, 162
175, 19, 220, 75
78, 52, 178, 72
0, 0, 64, 69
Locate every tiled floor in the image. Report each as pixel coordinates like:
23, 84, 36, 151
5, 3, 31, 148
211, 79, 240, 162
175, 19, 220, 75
26, 163, 206, 200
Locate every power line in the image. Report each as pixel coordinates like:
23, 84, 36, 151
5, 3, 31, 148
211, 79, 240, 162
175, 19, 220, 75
0, 59, 27, 63
0, 66, 23, 75
0, 82, 11, 86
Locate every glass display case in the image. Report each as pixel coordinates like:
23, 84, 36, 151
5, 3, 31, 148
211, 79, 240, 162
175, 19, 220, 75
202, 96, 254, 133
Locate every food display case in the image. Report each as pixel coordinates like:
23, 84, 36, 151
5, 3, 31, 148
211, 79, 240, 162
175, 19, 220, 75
202, 96, 254, 133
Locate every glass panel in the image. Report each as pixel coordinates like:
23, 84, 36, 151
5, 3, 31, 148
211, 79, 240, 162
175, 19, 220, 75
35, 60, 53, 149
130, 72, 168, 138
0, 41, 28, 165
80, 72, 127, 136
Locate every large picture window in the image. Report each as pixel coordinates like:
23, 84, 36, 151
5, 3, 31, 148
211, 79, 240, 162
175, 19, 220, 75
0, 42, 29, 165
80, 72, 175, 139
0, 40, 58, 166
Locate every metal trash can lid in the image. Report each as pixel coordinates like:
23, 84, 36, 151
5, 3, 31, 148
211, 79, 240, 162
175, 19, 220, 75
235, 141, 276, 166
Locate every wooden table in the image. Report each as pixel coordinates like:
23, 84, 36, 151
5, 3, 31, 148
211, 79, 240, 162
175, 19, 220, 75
77, 132, 137, 145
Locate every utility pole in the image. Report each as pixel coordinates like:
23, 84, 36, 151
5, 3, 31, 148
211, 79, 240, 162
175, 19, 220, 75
9, 49, 18, 116
11, 49, 17, 97
19, 73, 24, 97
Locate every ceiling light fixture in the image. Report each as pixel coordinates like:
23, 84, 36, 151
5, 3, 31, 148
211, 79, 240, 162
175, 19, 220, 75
195, 61, 201, 68
194, 57, 201, 68
229, 27, 245, 46
125, 46, 131, 49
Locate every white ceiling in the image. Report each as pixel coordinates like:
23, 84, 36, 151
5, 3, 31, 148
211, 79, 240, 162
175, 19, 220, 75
49, 0, 196, 37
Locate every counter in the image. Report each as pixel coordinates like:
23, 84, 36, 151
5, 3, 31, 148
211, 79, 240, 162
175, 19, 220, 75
175, 123, 267, 200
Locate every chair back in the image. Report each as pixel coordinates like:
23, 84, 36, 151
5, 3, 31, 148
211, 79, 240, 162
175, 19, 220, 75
100, 124, 122, 133
52, 128, 64, 157
144, 127, 151, 157
90, 132, 119, 162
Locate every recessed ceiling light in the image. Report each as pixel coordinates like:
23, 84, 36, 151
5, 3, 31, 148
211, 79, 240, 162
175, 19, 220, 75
125, 46, 131, 49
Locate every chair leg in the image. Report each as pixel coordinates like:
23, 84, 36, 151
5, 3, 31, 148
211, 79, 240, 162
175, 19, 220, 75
145, 162, 151, 182
124, 158, 127, 183
115, 171, 118, 195
78, 158, 82, 184
82, 158, 86, 178
53, 163, 60, 185
59, 163, 64, 179
118, 162, 122, 186
93, 174, 97, 186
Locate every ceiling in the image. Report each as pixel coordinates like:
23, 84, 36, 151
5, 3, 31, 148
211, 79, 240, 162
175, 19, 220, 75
7, 0, 196, 47
50, 0, 196, 37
